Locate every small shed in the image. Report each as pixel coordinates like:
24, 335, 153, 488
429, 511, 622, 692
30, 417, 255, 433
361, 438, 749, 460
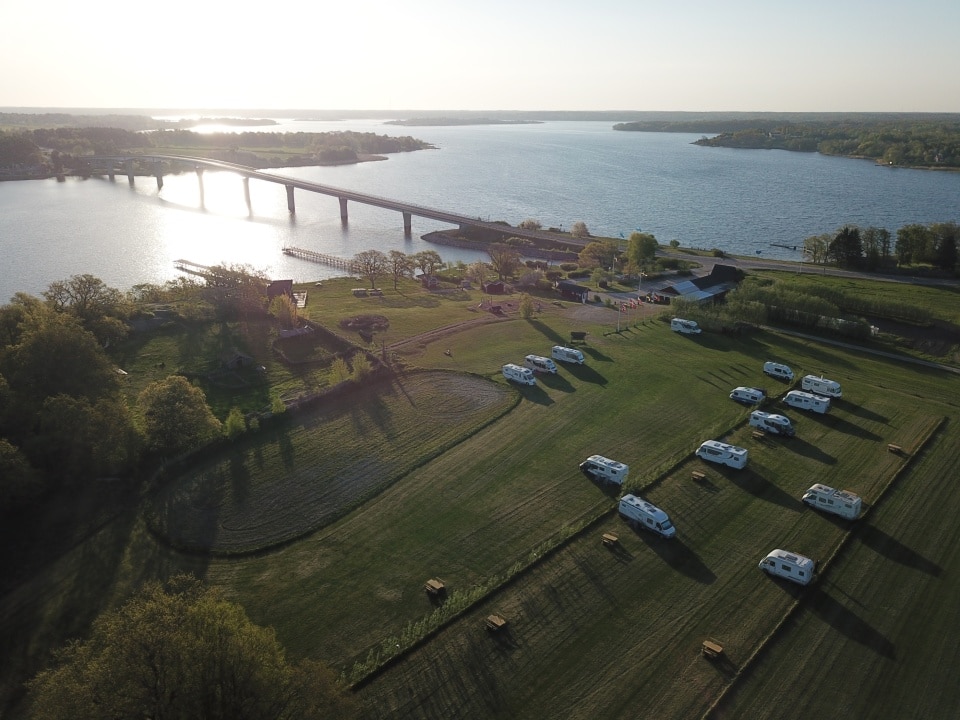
267, 279, 294, 300
418, 274, 440, 289
483, 280, 507, 295
556, 280, 590, 302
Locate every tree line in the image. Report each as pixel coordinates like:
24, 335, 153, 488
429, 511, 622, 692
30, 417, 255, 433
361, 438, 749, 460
803, 222, 958, 273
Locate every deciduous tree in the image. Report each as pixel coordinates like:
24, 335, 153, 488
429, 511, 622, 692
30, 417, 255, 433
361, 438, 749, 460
26, 575, 357, 720
138, 376, 222, 456
353, 249, 388, 289
487, 243, 522, 280
412, 250, 443, 278
570, 220, 590, 238
387, 250, 414, 289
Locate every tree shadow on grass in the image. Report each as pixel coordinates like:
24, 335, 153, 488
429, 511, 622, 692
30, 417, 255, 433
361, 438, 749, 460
855, 524, 942, 577
527, 319, 567, 346
636, 533, 717, 584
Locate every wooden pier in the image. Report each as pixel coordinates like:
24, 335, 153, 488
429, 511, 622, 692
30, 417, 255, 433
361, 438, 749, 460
283, 247, 356, 273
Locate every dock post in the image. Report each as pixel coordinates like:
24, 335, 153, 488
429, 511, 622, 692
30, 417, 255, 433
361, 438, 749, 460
243, 177, 252, 214
196, 167, 204, 207
153, 161, 163, 190
125, 159, 135, 186
339, 197, 348, 223
285, 185, 296, 214
403, 211, 412, 236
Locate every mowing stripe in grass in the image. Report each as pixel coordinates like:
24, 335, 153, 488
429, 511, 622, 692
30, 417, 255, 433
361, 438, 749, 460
700, 415, 946, 720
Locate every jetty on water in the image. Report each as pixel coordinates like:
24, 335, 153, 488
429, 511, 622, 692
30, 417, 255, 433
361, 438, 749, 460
283, 247, 357, 273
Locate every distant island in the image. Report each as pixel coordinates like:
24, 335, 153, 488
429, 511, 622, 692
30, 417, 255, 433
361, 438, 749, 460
386, 118, 542, 127
614, 113, 960, 170
0, 116, 435, 180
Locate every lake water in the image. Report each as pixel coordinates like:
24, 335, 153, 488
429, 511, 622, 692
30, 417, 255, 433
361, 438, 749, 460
1, 119, 958, 302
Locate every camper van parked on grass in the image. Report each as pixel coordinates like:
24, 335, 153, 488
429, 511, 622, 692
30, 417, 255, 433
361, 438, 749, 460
502, 363, 536, 386
618, 494, 676, 538
749, 411, 795, 437
579, 455, 629, 486
551, 345, 585, 364
523, 354, 558, 374
671, 318, 702, 335
696, 440, 749, 469
801, 375, 842, 398
763, 362, 794, 382
802, 483, 862, 519
730, 387, 765, 405
784, 390, 831, 414
758, 549, 816, 585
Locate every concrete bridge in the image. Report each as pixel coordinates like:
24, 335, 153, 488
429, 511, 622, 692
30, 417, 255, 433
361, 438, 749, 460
84, 154, 584, 246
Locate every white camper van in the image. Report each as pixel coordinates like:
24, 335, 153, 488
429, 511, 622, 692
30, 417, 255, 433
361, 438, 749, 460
763, 362, 794, 382
784, 390, 831, 414
523, 354, 558, 374
730, 386, 766, 405
801, 375, 842, 398
551, 345, 585, 365
618, 494, 676, 538
696, 440, 749, 469
671, 318, 702, 335
802, 483, 862, 519
758, 549, 816, 586
749, 410, 795, 437
502, 363, 536, 386
579, 455, 629, 486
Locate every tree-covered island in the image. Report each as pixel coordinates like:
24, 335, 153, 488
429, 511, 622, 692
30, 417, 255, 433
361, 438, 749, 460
0, 115, 435, 180
614, 113, 960, 170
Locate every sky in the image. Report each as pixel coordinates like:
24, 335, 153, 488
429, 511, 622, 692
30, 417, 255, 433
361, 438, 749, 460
3, 0, 959, 113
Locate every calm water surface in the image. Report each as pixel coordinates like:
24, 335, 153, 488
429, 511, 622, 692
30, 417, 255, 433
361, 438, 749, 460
1, 119, 957, 301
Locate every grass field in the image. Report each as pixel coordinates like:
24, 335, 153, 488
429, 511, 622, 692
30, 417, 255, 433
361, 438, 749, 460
2, 276, 959, 719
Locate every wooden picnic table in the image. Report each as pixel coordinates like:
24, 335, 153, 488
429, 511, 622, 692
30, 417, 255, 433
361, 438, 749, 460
702, 639, 724, 658
602, 532, 619, 547
424, 578, 445, 595
888, 443, 903, 454
691, 470, 706, 481
485, 614, 508, 631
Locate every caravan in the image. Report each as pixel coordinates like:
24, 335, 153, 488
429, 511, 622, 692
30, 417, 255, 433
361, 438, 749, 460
551, 345, 585, 365
671, 318, 702, 335
758, 549, 816, 586
730, 387, 766, 405
579, 455, 629, 486
696, 440, 749, 469
502, 363, 536, 386
784, 390, 831, 414
523, 354, 558, 374
802, 483, 862, 519
801, 375, 842, 398
618, 494, 676, 538
749, 411, 795, 437
763, 362, 794, 382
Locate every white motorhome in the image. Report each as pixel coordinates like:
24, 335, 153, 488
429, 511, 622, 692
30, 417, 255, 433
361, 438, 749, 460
749, 410, 795, 437
671, 318, 702, 335
579, 455, 629, 486
502, 363, 536, 386
551, 345, 585, 364
801, 374, 842, 398
802, 483, 862, 519
758, 549, 816, 586
763, 362, 794, 382
730, 386, 766, 405
784, 390, 831, 414
523, 354, 558, 374
696, 440, 749, 469
618, 494, 676, 538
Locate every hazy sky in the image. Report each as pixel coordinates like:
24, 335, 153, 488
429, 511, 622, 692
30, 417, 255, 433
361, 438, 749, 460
4, 0, 959, 112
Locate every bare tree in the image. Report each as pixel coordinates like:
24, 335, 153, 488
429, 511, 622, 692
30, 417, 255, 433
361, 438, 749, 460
488, 243, 522, 280
570, 221, 590, 238
387, 250, 414, 289
519, 218, 542, 230
412, 250, 443, 278
353, 250, 388, 288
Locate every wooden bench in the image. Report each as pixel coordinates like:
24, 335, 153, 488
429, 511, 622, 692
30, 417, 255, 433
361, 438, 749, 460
424, 578, 445, 596
887, 443, 903, 454
701, 639, 724, 659
570, 331, 587, 342
691, 470, 706, 481
485, 614, 508, 632
752, 430, 766, 440
602, 532, 619, 547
